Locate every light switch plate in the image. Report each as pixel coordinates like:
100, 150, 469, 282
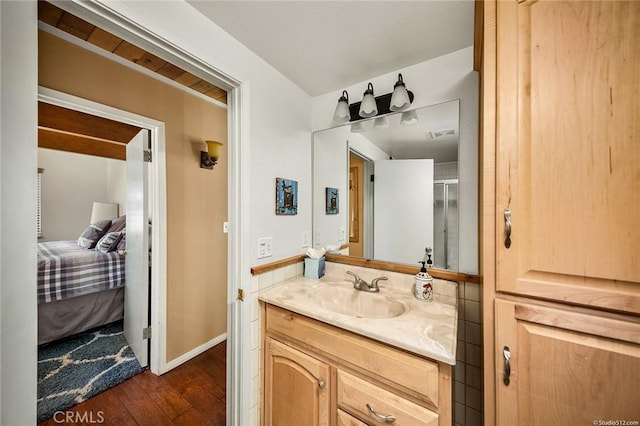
257, 237, 273, 258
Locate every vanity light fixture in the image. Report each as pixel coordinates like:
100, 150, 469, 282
359, 83, 378, 118
334, 74, 414, 123
400, 109, 419, 126
333, 90, 351, 123
200, 140, 223, 169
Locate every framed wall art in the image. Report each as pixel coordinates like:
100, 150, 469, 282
325, 187, 339, 214
275, 177, 298, 215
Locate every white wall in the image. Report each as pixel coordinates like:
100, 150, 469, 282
0, 2, 38, 424
311, 47, 479, 274
38, 149, 126, 241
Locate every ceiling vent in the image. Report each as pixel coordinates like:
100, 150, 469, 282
428, 129, 456, 139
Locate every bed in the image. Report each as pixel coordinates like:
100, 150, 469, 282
38, 216, 127, 345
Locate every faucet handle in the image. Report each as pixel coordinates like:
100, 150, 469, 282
346, 271, 366, 289
346, 270, 359, 281
371, 276, 388, 289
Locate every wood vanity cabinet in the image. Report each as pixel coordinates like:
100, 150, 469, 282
483, 0, 640, 424
262, 304, 451, 426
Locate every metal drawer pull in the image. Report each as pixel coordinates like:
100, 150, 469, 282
366, 403, 396, 423
504, 209, 512, 248
318, 380, 325, 389
503, 346, 511, 386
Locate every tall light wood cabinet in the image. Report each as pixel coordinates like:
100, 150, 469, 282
483, 0, 640, 423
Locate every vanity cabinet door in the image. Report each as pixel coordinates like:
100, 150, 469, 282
494, 299, 640, 425
264, 338, 330, 426
494, 0, 640, 313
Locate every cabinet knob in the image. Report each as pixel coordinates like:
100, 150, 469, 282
366, 403, 396, 423
318, 380, 325, 389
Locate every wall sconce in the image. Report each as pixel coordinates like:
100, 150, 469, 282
333, 73, 414, 123
200, 140, 223, 169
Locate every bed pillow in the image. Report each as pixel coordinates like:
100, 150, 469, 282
106, 215, 126, 233
77, 219, 112, 249
95, 231, 124, 253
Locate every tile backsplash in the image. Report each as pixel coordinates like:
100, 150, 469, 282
454, 280, 483, 426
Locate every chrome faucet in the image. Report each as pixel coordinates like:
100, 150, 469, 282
346, 271, 387, 293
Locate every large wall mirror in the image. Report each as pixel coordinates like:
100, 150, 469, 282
313, 99, 471, 272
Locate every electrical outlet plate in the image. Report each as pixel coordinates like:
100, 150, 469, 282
302, 231, 309, 248
339, 227, 346, 241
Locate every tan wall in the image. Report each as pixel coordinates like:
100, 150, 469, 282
38, 31, 228, 362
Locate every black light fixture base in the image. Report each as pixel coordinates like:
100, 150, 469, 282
200, 151, 218, 169
348, 90, 414, 122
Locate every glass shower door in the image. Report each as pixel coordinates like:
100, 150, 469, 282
433, 180, 458, 270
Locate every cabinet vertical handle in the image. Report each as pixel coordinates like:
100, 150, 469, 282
504, 209, 512, 248
366, 403, 396, 423
503, 346, 511, 385
318, 380, 325, 389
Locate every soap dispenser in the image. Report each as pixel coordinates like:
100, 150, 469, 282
414, 260, 433, 302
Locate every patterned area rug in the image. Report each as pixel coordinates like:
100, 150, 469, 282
37, 321, 143, 423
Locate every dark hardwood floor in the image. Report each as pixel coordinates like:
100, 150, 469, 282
39, 341, 227, 425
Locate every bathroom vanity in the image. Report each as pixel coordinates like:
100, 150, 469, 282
259, 264, 458, 425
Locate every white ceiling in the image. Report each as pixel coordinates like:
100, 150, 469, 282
186, 1, 475, 96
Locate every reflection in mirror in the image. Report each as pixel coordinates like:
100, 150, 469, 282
313, 100, 460, 270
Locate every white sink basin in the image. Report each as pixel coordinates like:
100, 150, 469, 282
313, 285, 406, 319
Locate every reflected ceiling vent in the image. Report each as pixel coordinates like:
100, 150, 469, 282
428, 129, 456, 139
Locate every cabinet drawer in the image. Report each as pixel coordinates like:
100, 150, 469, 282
266, 305, 440, 407
337, 409, 368, 426
337, 370, 438, 426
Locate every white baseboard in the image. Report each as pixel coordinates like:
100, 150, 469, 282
164, 333, 227, 372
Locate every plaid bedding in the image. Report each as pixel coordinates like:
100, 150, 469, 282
38, 240, 125, 303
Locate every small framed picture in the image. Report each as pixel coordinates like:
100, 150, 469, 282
326, 187, 339, 214
275, 177, 298, 215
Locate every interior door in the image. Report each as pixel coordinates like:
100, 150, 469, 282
373, 159, 434, 264
125, 129, 150, 367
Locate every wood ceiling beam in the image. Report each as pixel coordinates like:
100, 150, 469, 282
38, 102, 141, 144
38, 128, 127, 161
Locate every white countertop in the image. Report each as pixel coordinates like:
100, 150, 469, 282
258, 263, 458, 365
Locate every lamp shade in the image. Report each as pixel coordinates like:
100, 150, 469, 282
205, 140, 223, 159
373, 116, 389, 130
333, 90, 351, 122
358, 83, 378, 118
389, 73, 411, 111
90, 202, 119, 224
350, 121, 366, 133
400, 109, 419, 126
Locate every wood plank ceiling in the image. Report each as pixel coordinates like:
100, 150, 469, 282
38, 1, 228, 104
37, 1, 228, 161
